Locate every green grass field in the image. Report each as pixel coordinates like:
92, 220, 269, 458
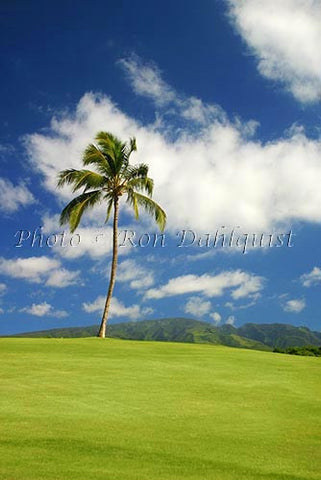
1, 338, 320, 480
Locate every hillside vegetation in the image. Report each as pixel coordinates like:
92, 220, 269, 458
1, 338, 320, 480
274, 345, 321, 357
12, 318, 321, 351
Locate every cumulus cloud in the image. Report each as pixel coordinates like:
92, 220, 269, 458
0, 256, 79, 287
300, 267, 321, 287
118, 56, 224, 126
282, 298, 306, 313
117, 259, 154, 290
45, 268, 80, 288
82, 296, 104, 313
24, 64, 321, 236
145, 270, 264, 300
0, 256, 59, 282
39, 214, 115, 260
184, 296, 212, 317
231, 280, 262, 300
227, 0, 321, 102
0, 144, 14, 155
225, 298, 258, 310
118, 56, 176, 106
0, 178, 35, 213
82, 295, 153, 320
20, 302, 68, 318
226, 315, 236, 326
37, 214, 140, 261
210, 312, 222, 325
21, 302, 51, 316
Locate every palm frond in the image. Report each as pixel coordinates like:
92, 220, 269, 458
129, 137, 137, 153
126, 176, 154, 195
95, 132, 137, 176
78, 171, 107, 192
96, 131, 121, 156
122, 137, 137, 164
59, 190, 102, 233
126, 189, 139, 220
123, 163, 149, 180
57, 169, 107, 193
127, 192, 166, 231
82, 144, 113, 177
57, 169, 80, 188
95, 132, 123, 175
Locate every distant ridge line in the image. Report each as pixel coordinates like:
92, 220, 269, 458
6, 318, 321, 351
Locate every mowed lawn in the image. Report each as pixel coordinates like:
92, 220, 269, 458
1, 338, 320, 480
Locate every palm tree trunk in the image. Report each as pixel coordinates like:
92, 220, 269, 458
97, 197, 119, 338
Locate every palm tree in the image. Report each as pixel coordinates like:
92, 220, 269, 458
57, 131, 166, 338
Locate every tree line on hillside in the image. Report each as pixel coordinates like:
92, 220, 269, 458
273, 345, 321, 357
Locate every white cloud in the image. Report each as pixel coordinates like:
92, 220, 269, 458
24, 57, 321, 242
145, 270, 264, 300
300, 267, 321, 287
117, 259, 154, 290
119, 56, 224, 125
184, 296, 212, 317
210, 312, 222, 325
0, 178, 35, 213
40, 214, 114, 260
0, 283, 7, 295
226, 315, 236, 326
53, 310, 69, 318
231, 279, 262, 300
20, 302, 68, 318
82, 296, 104, 313
30, 208, 136, 263
0, 256, 59, 283
21, 302, 51, 316
0, 144, 14, 155
82, 295, 153, 320
0, 256, 79, 288
118, 56, 176, 106
282, 298, 306, 313
45, 268, 80, 288
225, 298, 259, 310
227, 0, 321, 103
180, 97, 225, 125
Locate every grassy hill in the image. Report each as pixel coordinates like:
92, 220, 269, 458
1, 337, 320, 480
12, 317, 321, 351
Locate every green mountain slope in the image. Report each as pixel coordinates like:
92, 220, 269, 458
105, 318, 270, 350
12, 317, 321, 351
11, 317, 269, 350
13, 324, 98, 338
238, 322, 321, 348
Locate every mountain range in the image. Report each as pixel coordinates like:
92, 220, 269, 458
10, 318, 321, 351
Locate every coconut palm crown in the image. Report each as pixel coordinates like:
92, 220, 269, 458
57, 131, 166, 338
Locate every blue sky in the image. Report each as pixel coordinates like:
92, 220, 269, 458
1, 0, 321, 335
